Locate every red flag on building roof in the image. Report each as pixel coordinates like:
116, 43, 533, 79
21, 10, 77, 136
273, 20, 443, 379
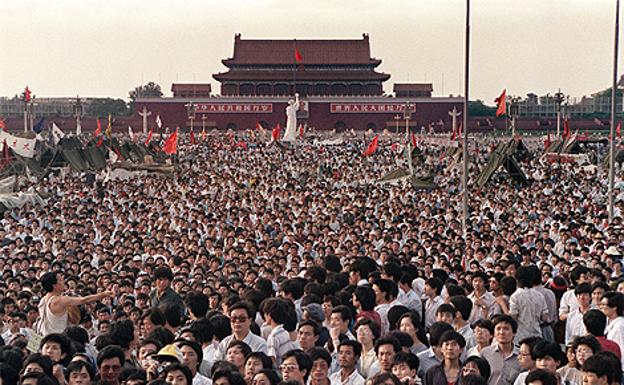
295, 47, 303, 63
495, 89, 506, 117
163, 129, 178, 154
24, 86, 31, 103
272, 123, 281, 142
363, 135, 379, 157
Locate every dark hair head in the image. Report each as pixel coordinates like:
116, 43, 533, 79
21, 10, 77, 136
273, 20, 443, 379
429, 322, 454, 346
253, 369, 280, 385
244, 352, 272, 371
227, 340, 251, 358
153, 267, 174, 282
463, 356, 491, 381
602, 292, 624, 316
176, 339, 203, 368
472, 319, 494, 334
525, 369, 558, 385
0, 363, 18, 385
584, 352, 621, 384
354, 317, 381, 340
308, 347, 332, 366
40, 272, 59, 293
531, 341, 566, 366
109, 320, 135, 350
425, 278, 444, 295
184, 291, 209, 319
97, 345, 125, 368
145, 326, 175, 347
449, 295, 473, 321
369, 373, 401, 385
189, 318, 214, 344
353, 286, 376, 311
164, 363, 193, 385
391, 351, 419, 371
65, 360, 94, 381
571, 335, 602, 355
439, 330, 466, 349
500, 276, 517, 296
374, 336, 401, 356
457, 374, 488, 385
491, 314, 518, 334
281, 350, 312, 382
23, 353, 54, 376
209, 315, 232, 341
582, 309, 607, 337
574, 283, 592, 296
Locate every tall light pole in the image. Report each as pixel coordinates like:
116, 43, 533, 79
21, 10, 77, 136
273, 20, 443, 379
403, 103, 415, 176
510, 96, 520, 137
462, 0, 470, 237
73, 95, 84, 136
202, 114, 207, 133
28, 97, 37, 132
609, 0, 620, 223
554, 90, 565, 137
394, 114, 401, 134
185, 101, 196, 135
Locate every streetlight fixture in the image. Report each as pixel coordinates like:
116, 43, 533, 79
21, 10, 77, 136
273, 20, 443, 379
509, 96, 520, 137
394, 114, 401, 134
73, 95, 84, 136
28, 97, 37, 133
402, 102, 416, 175
185, 101, 196, 134
554, 89, 568, 137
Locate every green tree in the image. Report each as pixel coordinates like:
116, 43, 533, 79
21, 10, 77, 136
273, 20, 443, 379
128, 82, 163, 113
468, 100, 496, 116
86, 98, 130, 117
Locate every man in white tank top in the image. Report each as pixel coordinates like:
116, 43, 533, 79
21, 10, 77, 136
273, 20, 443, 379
37, 271, 113, 336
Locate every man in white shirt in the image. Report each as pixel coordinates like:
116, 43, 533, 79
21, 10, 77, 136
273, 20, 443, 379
423, 278, 445, 330
330, 340, 365, 385
214, 302, 267, 361
599, 291, 624, 371
564, 283, 593, 344
559, 266, 589, 321
373, 279, 401, 335
468, 272, 497, 325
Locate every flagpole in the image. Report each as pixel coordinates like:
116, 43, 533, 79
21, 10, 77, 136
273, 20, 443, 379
609, 0, 620, 223
462, 0, 470, 237
293, 39, 297, 96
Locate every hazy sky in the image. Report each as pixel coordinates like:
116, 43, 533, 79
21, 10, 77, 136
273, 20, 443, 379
1, 0, 620, 104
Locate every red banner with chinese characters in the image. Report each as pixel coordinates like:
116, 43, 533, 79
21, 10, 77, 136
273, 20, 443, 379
330, 103, 409, 113
195, 104, 273, 113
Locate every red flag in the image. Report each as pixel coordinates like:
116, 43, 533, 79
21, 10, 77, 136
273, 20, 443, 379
96, 136, 104, 147
450, 127, 457, 141
363, 136, 379, 157
145, 128, 153, 145
495, 89, 506, 117
256, 122, 264, 130
272, 123, 281, 142
235, 140, 248, 150
295, 47, 303, 63
544, 132, 552, 150
163, 130, 178, 154
190, 130, 196, 145
201, 128, 207, 141
94, 119, 102, 137
391, 143, 398, 152
0, 119, 6, 132
24, 86, 31, 103
411, 133, 418, 148
617, 122, 621, 138
299, 124, 304, 138
563, 118, 571, 140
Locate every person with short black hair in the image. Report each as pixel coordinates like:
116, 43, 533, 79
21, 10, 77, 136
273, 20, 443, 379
150, 266, 184, 311
564, 283, 592, 345
581, 354, 615, 385
416, 322, 454, 379
308, 347, 332, 385
164, 363, 193, 385
297, 320, 321, 354
468, 272, 496, 325
330, 340, 364, 385
423, 331, 465, 385
66, 360, 94, 385
582, 309, 621, 360
175, 339, 210, 385
424, 278, 445, 330
449, 296, 475, 351
264, 298, 298, 365
215, 302, 267, 362
524, 369, 557, 385
513, 337, 542, 385
509, 267, 548, 345
461, 356, 491, 382
97, 345, 125, 385
280, 350, 313, 385
531, 341, 566, 376
391, 351, 420, 385
600, 291, 624, 371
375, 337, 402, 375
480, 315, 521, 385
354, 318, 381, 379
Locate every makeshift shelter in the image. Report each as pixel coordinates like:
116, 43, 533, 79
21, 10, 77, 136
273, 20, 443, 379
475, 139, 529, 187
377, 167, 438, 189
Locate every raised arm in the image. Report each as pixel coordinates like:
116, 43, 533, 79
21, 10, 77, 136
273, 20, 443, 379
52, 290, 114, 311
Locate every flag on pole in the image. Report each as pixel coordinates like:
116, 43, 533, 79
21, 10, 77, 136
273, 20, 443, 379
105, 114, 112, 138
145, 128, 153, 145
411, 133, 418, 148
32, 117, 45, 133
51, 123, 65, 145
295, 47, 303, 63
495, 89, 507, 117
24, 86, 31, 103
201, 128, 206, 141
256, 122, 264, 130
94, 119, 102, 137
272, 123, 281, 142
363, 135, 379, 157
155, 114, 162, 129
562, 118, 571, 140
163, 129, 178, 154
96, 136, 104, 147
128, 126, 134, 141
299, 124, 304, 139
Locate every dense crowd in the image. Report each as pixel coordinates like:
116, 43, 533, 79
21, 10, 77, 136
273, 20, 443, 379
0, 132, 622, 385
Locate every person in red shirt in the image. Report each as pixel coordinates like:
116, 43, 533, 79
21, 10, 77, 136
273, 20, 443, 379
582, 309, 621, 360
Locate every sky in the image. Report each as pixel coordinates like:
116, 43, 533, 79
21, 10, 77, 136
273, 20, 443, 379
0, 0, 621, 105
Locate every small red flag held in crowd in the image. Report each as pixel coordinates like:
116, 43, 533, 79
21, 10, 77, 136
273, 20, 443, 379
495, 89, 506, 117
299, 124, 304, 138
96, 136, 104, 147
256, 122, 264, 130
272, 123, 281, 142
411, 133, 418, 148
163, 130, 178, 154
363, 135, 379, 157
201, 128, 207, 141
562, 118, 571, 140
145, 128, 153, 145
94, 119, 102, 137
190, 129, 196, 145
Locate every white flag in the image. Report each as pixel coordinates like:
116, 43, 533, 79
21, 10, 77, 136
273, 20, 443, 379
0, 131, 36, 158
76, 121, 82, 136
52, 123, 65, 145
128, 126, 134, 141
155, 114, 162, 129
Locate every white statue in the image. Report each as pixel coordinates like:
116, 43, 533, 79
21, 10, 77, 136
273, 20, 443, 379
282, 93, 300, 142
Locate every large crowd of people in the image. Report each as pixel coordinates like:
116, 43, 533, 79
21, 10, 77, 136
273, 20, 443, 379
0, 131, 622, 385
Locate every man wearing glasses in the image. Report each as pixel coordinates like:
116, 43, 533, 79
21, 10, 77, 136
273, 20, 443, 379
599, 292, 624, 371
214, 302, 267, 361
1, 311, 29, 342
280, 350, 313, 385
